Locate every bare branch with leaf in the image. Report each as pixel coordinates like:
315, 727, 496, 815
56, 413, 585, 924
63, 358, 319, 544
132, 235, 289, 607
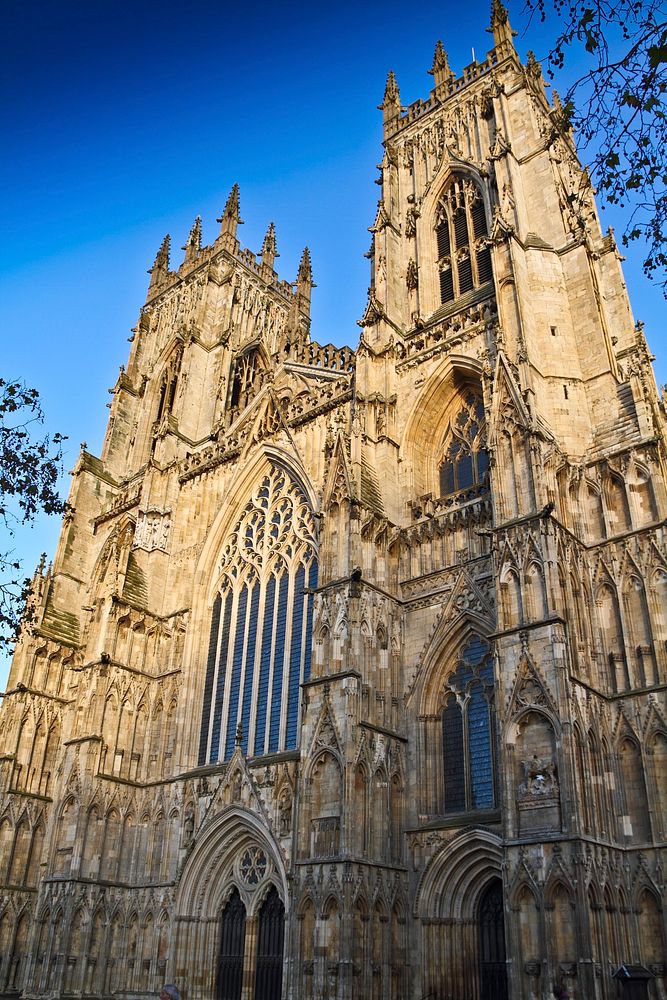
525, 0, 667, 289
0, 379, 67, 648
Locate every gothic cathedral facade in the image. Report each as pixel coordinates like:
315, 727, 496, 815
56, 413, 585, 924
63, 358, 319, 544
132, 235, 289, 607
1, 7, 666, 1000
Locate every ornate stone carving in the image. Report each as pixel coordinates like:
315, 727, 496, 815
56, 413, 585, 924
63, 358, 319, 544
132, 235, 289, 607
518, 755, 558, 800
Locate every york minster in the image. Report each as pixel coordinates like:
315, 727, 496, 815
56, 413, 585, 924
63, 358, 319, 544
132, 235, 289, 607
0, 5, 665, 999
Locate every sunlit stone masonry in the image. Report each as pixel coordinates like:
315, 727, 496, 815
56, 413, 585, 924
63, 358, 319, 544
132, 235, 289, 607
1, 6, 666, 1000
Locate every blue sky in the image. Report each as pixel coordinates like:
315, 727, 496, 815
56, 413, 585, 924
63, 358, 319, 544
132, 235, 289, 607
1, 0, 665, 686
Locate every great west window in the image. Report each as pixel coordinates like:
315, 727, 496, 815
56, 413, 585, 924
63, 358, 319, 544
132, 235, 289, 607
435, 175, 493, 305
199, 464, 318, 764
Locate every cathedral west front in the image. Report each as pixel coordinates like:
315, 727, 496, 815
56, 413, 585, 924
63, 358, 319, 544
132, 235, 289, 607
1, 6, 666, 1000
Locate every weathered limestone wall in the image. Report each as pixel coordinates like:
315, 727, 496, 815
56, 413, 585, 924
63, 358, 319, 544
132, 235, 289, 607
0, 8, 665, 1000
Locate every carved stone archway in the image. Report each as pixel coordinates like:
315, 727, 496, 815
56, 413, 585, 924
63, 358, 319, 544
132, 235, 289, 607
173, 807, 287, 1000
415, 829, 504, 1000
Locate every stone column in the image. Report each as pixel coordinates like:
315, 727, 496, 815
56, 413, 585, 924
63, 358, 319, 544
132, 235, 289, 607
241, 914, 258, 1000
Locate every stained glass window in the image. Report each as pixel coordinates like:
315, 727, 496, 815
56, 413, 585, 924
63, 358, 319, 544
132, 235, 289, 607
239, 847, 268, 885
199, 464, 318, 764
441, 636, 496, 814
439, 388, 489, 497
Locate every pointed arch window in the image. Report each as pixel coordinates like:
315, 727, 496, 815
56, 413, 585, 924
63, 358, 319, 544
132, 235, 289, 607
228, 346, 267, 416
254, 886, 285, 1000
441, 636, 496, 814
199, 464, 318, 764
217, 889, 246, 1000
439, 387, 489, 497
155, 349, 182, 424
435, 175, 493, 305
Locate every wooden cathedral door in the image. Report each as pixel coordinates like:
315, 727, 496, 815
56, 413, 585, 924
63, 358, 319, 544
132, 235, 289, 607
478, 879, 508, 1000
254, 886, 285, 1000
217, 888, 246, 1000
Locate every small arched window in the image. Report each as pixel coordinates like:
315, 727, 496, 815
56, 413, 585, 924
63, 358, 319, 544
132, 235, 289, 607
229, 346, 266, 415
439, 387, 489, 496
155, 348, 182, 425
157, 371, 178, 422
435, 175, 492, 305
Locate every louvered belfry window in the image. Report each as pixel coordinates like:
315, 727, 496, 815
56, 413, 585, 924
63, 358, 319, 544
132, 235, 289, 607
435, 175, 492, 305
229, 347, 267, 417
199, 464, 318, 765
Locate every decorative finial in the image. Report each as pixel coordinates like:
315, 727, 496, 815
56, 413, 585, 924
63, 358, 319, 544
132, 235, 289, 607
384, 70, 399, 103
217, 183, 243, 238
260, 222, 279, 269
182, 216, 202, 265
147, 234, 171, 290
380, 70, 402, 128
295, 247, 315, 316
297, 246, 313, 286
235, 722, 243, 747
488, 0, 517, 48
429, 40, 455, 90
526, 50, 542, 76
490, 0, 508, 25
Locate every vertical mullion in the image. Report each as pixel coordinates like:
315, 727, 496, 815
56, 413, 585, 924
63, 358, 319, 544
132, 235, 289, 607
240, 582, 261, 755
463, 694, 472, 811
277, 570, 296, 752
209, 590, 233, 763
303, 559, 317, 689
268, 574, 289, 753
247, 577, 268, 756
286, 564, 306, 750
262, 574, 281, 757
254, 575, 276, 757
224, 585, 249, 759
449, 205, 458, 298
467, 196, 478, 287
198, 593, 222, 766
215, 587, 239, 761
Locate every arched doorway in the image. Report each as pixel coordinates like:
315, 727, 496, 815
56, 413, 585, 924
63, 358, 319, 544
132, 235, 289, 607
254, 886, 285, 1000
478, 879, 508, 1000
174, 809, 289, 1000
217, 888, 246, 1000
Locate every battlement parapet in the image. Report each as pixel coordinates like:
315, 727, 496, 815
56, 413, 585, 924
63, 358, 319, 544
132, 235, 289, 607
386, 49, 501, 138
294, 339, 356, 372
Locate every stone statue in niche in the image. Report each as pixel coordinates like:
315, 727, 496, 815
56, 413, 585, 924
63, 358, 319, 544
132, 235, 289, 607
518, 754, 558, 799
279, 791, 292, 836
183, 807, 195, 846
232, 770, 242, 802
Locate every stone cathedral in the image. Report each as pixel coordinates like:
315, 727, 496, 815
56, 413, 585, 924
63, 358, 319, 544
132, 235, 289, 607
1, 7, 666, 1000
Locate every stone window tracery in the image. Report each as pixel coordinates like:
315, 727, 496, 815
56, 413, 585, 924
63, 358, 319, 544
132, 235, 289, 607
228, 347, 267, 417
438, 388, 489, 497
435, 175, 492, 305
155, 348, 183, 427
239, 846, 268, 885
441, 636, 496, 814
199, 463, 318, 765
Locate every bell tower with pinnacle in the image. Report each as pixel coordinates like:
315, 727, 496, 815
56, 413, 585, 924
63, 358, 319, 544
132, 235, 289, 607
0, 7, 665, 1000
